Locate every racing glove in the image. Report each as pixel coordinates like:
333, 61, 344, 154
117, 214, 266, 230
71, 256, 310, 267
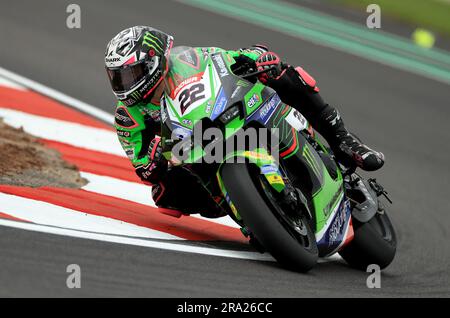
135, 137, 168, 185
255, 52, 284, 84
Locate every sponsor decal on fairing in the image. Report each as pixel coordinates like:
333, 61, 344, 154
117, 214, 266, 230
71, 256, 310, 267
211, 87, 228, 120
247, 93, 260, 108
211, 53, 229, 78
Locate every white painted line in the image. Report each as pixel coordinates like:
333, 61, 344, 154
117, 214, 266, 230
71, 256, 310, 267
0, 192, 182, 240
189, 212, 241, 228
0, 191, 340, 263
0, 67, 114, 124
0, 77, 26, 90
81, 172, 241, 229
81, 172, 155, 206
0, 218, 275, 262
0, 108, 124, 156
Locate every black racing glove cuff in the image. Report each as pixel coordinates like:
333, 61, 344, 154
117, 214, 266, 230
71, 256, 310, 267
136, 137, 168, 185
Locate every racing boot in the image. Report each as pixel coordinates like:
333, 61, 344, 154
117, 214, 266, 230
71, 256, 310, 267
317, 107, 385, 171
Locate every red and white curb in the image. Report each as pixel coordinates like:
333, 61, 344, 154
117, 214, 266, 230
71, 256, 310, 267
0, 67, 340, 264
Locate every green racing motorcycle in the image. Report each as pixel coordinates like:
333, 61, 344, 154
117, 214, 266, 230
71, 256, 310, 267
160, 46, 397, 272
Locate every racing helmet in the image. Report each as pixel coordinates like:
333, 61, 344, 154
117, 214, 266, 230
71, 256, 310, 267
105, 26, 173, 106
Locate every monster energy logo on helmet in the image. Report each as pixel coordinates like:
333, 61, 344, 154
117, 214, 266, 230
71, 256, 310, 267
142, 32, 165, 55
130, 91, 142, 100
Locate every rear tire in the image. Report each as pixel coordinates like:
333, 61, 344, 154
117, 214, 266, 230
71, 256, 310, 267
339, 205, 396, 270
222, 163, 318, 272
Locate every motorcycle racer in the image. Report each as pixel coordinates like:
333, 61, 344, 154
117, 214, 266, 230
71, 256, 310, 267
105, 26, 385, 210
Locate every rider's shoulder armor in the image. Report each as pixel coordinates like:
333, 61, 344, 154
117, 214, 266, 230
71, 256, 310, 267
114, 101, 161, 132
114, 102, 140, 130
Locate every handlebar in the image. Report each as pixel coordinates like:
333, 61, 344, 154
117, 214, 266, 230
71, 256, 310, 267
241, 66, 277, 79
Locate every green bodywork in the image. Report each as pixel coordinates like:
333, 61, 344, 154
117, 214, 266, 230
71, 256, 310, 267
160, 47, 344, 246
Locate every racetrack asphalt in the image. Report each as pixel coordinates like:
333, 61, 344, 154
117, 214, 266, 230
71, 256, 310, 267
0, 0, 449, 297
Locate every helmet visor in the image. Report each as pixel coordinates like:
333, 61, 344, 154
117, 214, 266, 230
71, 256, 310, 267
106, 61, 147, 93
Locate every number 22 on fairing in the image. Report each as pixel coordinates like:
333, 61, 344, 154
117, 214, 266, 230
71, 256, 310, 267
178, 83, 205, 114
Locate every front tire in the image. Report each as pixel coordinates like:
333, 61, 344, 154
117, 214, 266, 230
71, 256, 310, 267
222, 163, 318, 272
339, 204, 396, 270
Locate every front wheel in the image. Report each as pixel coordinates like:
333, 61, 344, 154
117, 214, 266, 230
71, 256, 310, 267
339, 203, 397, 270
221, 163, 318, 272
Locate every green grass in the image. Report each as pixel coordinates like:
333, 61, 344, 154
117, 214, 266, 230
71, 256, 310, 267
328, 0, 450, 37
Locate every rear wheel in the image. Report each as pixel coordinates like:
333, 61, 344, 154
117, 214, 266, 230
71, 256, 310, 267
222, 163, 318, 272
339, 202, 396, 270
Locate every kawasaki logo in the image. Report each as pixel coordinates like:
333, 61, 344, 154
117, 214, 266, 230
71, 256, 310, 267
212, 54, 229, 77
